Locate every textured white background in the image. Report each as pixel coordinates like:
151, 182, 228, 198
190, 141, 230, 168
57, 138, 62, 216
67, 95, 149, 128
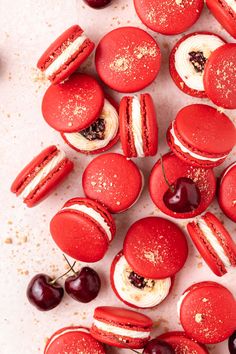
0, 1, 235, 353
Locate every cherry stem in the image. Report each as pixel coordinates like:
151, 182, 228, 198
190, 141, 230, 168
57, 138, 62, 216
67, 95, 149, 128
49, 258, 76, 285
160, 154, 174, 193
63, 254, 77, 276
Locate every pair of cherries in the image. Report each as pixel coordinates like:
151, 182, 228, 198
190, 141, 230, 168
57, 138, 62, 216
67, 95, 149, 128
84, 0, 112, 9
27, 256, 101, 311
130, 339, 174, 354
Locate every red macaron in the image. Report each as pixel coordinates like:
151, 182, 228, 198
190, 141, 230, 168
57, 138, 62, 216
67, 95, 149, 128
44, 326, 105, 354
42, 73, 104, 133
218, 161, 236, 222
61, 95, 119, 155
110, 251, 173, 309
82, 153, 143, 213
167, 104, 236, 168
95, 26, 161, 93
133, 0, 204, 35
11, 145, 73, 207
119, 93, 158, 157
206, 0, 236, 39
203, 43, 236, 109
187, 212, 236, 276
50, 197, 116, 262
91, 306, 153, 349
158, 331, 209, 353
123, 217, 188, 279
178, 281, 236, 344
169, 32, 226, 98
149, 152, 216, 219
37, 25, 95, 84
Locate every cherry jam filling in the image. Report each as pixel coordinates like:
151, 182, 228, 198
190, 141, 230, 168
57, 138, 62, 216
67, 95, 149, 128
128, 271, 155, 289
80, 118, 105, 141
189, 51, 207, 73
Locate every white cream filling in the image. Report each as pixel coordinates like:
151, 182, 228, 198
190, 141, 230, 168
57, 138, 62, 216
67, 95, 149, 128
221, 161, 236, 183
177, 291, 190, 318
44, 34, 87, 78
93, 319, 150, 339
46, 328, 89, 351
175, 34, 225, 91
131, 96, 144, 157
224, 0, 236, 13
63, 99, 119, 151
113, 255, 171, 308
197, 218, 231, 268
170, 123, 227, 162
61, 203, 112, 241
19, 149, 66, 199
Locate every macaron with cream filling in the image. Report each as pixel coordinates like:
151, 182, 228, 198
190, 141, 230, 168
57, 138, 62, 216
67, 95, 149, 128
44, 326, 105, 354
50, 197, 116, 262
123, 217, 188, 279
90, 306, 153, 349
167, 104, 236, 168
187, 212, 236, 276
133, 0, 204, 35
11, 145, 73, 207
110, 251, 172, 309
82, 153, 144, 213
170, 32, 225, 97
218, 161, 236, 222
206, 0, 236, 39
178, 281, 236, 344
42, 73, 104, 133
119, 93, 158, 157
61, 96, 119, 154
37, 25, 95, 84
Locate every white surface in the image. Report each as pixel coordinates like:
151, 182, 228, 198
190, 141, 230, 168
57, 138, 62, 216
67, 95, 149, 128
0, 1, 235, 354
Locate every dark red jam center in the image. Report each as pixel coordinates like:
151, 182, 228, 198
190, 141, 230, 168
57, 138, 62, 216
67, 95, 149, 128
80, 118, 105, 141
128, 271, 147, 289
189, 51, 207, 73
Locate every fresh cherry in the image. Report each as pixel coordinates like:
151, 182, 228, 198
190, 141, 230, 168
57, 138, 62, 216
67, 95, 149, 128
26, 274, 64, 311
142, 339, 175, 354
65, 267, 101, 303
83, 0, 112, 9
163, 177, 201, 213
229, 331, 236, 354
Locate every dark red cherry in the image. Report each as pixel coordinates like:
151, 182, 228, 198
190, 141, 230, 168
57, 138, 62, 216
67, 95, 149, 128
65, 267, 101, 303
26, 274, 64, 311
229, 331, 236, 354
163, 177, 201, 213
142, 339, 175, 354
83, 0, 112, 8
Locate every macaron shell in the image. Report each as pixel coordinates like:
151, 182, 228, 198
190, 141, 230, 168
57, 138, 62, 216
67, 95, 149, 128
50, 198, 115, 262
204, 44, 236, 109
169, 32, 225, 98
158, 331, 209, 353
44, 326, 105, 354
206, 0, 236, 39
42, 73, 104, 132
119, 96, 136, 157
174, 104, 236, 155
149, 152, 216, 219
82, 153, 143, 213
180, 283, 236, 343
95, 27, 161, 93
123, 217, 188, 279
61, 95, 119, 155
133, 0, 204, 35
25, 158, 74, 207
141, 93, 158, 156
219, 163, 236, 222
